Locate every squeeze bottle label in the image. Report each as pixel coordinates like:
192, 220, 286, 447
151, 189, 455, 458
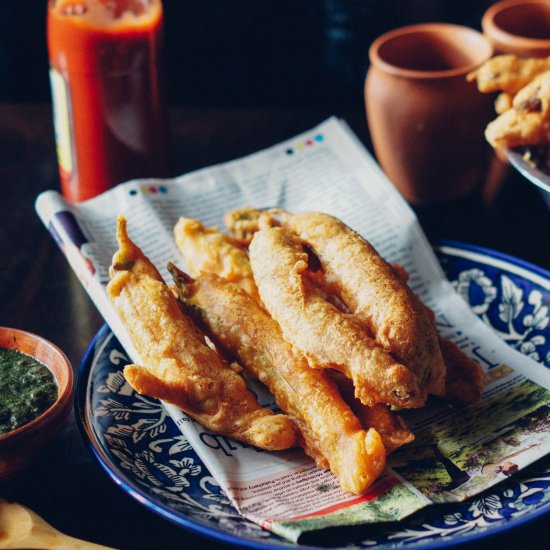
49, 68, 74, 175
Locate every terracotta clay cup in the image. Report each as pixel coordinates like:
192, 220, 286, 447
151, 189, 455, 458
483, 0, 550, 57
0, 327, 73, 481
365, 24, 495, 204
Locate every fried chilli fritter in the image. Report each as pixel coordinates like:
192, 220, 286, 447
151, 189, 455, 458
438, 337, 484, 405
170, 266, 386, 494
107, 216, 297, 451
485, 70, 550, 148
495, 92, 514, 114
224, 206, 290, 245
395, 265, 484, 405
173, 216, 260, 302
249, 227, 424, 409
467, 54, 550, 94
328, 370, 414, 454
287, 212, 446, 400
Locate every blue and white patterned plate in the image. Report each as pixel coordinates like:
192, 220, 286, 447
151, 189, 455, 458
76, 241, 550, 549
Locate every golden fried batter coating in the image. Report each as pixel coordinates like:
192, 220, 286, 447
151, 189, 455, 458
225, 208, 479, 408
287, 212, 446, 400
170, 267, 386, 494
394, 270, 484, 406
513, 69, 550, 114
495, 92, 514, 114
223, 206, 264, 245
438, 337, 484, 405
328, 371, 414, 454
107, 216, 296, 451
485, 70, 550, 148
485, 107, 550, 148
224, 206, 290, 245
467, 54, 550, 94
173, 216, 260, 302
249, 227, 424, 409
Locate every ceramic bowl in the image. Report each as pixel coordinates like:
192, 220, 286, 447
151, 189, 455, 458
0, 327, 73, 481
482, 0, 550, 57
365, 23, 494, 204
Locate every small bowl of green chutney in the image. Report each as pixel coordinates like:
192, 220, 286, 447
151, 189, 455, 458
0, 327, 73, 481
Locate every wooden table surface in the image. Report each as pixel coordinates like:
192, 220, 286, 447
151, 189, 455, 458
0, 103, 548, 549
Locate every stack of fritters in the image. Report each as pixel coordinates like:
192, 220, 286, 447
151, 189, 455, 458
467, 54, 550, 149
107, 209, 483, 495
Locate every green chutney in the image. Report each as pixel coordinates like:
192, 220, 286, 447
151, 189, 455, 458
0, 347, 58, 436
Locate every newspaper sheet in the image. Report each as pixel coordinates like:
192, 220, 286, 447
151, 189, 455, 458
35, 117, 550, 543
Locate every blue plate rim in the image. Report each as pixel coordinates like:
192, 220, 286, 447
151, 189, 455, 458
75, 325, 294, 550
75, 240, 550, 549
435, 239, 550, 284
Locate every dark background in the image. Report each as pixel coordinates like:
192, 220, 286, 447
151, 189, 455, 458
1, 0, 496, 111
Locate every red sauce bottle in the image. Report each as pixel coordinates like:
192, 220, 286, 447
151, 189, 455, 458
47, 0, 169, 202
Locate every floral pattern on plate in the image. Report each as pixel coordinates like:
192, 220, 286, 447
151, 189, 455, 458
438, 241, 549, 365
77, 241, 550, 549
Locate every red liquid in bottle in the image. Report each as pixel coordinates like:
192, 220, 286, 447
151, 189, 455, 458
47, 0, 169, 202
